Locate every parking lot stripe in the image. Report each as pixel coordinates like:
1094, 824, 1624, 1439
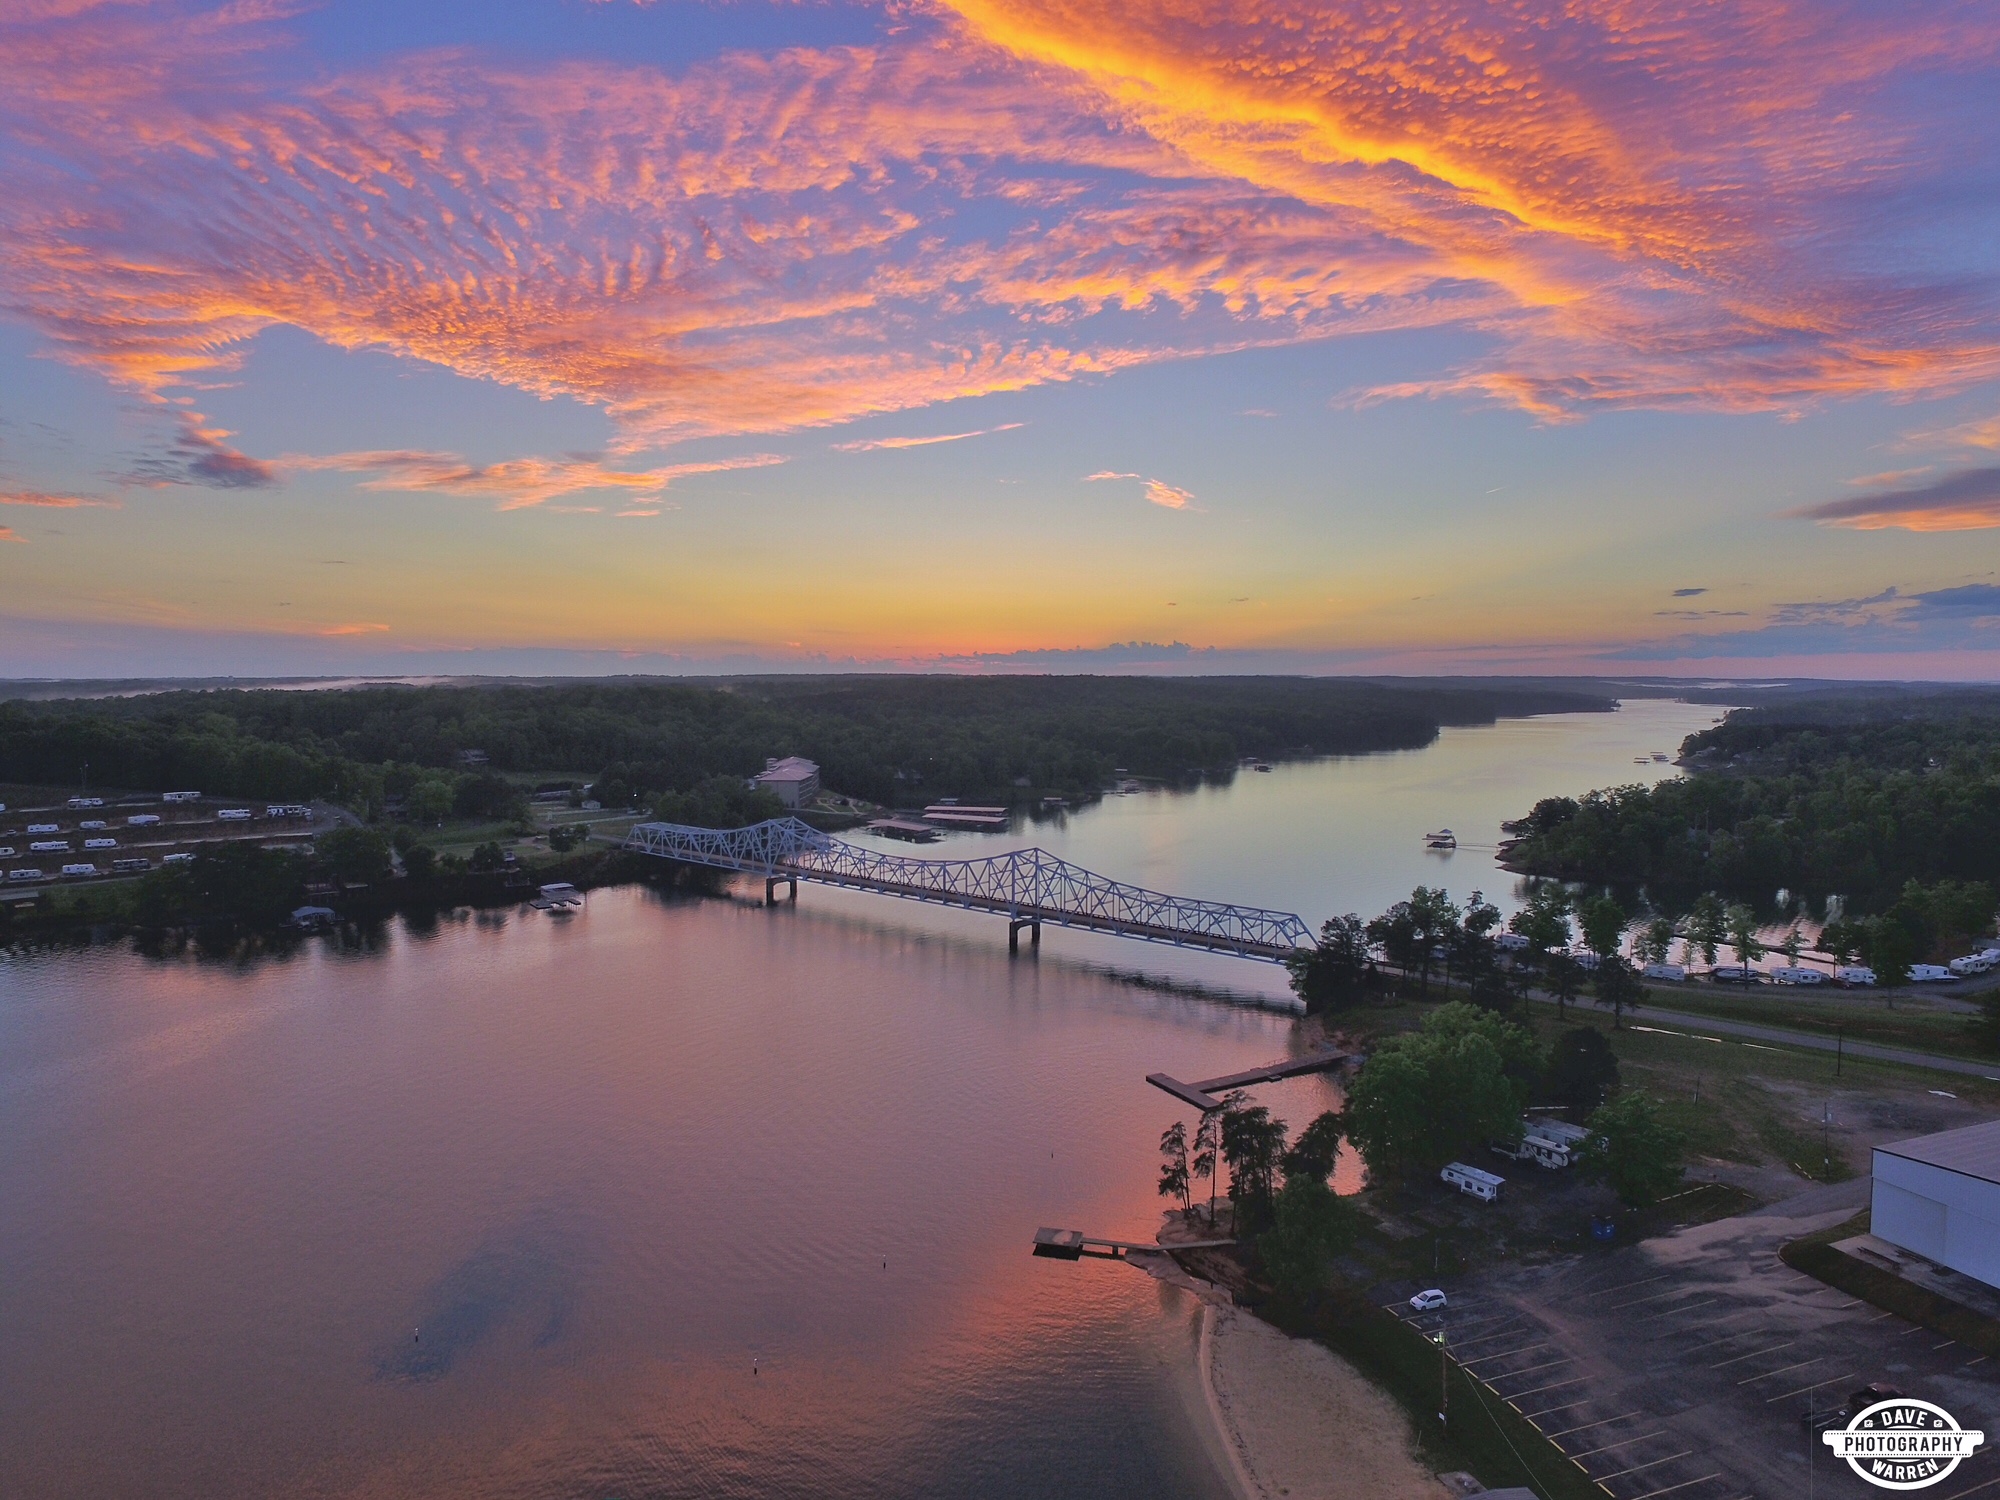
1935, 1339, 1958, 1350
1596, 1451, 1694, 1482
1591, 1272, 1676, 1299
1966, 1355, 1989, 1367
1463, 1342, 1554, 1367
1609, 1285, 1705, 1310
1622, 1475, 1723, 1499
1543, 1411, 1642, 1438
1450, 1325, 1536, 1350
1940, 1475, 2000, 1499
1569, 1430, 1668, 1460
1737, 1356, 1820, 1384
1508, 1374, 1590, 1399
1765, 1371, 1855, 1404
1710, 1341, 1794, 1368
1487, 1356, 1575, 1381
1638, 1297, 1722, 1321
1526, 1400, 1601, 1425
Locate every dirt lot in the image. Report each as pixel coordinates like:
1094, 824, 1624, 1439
1385, 1180, 2000, 1499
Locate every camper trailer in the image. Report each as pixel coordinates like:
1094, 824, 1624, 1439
1441, 1162, 1505, 1201
1495, 1117, 1588, 1170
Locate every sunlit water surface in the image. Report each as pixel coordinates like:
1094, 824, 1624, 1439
0, 699, 1721, 1498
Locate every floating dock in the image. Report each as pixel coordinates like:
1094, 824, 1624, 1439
1145, 1047, 1353, 1112
1032, 1227, 1236, 1261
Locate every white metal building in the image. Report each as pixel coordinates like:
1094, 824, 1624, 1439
1871, 1119, 2000, 1290
751, 756, 821, 808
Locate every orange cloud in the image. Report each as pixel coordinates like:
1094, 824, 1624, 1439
0, 490, 120, 508
1084, 471, 1195, 509
317, 622, 390, 637
283, 451, 786, 510
1785, 467, 2000, 531
1, 0, 1997, 452
832, 423, 1024, 452
0, 527, 26, 544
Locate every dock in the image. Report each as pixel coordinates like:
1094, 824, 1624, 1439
1032, 1227, 1236, 1261
1145, 1047, 1353, 1112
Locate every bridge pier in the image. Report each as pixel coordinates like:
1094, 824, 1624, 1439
764, 875, 797, 906
1009, 917, 1041, 954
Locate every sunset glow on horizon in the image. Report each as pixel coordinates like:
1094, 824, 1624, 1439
4, 0, 2000, 678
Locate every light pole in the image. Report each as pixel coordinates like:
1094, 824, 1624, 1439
1436, 1326, 1448, 1430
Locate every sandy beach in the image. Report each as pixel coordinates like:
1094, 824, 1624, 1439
1198, 1302, 1450, 1500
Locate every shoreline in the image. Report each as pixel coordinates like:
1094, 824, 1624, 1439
1138, 1228, 1448, 1500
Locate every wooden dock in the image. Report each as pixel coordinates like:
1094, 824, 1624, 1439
1032, 1227, 1236, 1261
1144, 1047, 1353, 1112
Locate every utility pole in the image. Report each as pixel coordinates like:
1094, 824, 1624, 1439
1822, 1101, 1833, 1179
1836, 1027, 1843, 1078
1440, 1328, 1456, 1432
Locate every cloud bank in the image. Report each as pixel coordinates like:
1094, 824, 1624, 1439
3, 0, 1998, 464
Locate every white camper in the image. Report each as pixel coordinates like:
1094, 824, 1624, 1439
1441, 1162, 1505, 1201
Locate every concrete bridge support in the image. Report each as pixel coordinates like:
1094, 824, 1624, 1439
764, 875, 797, 905
1009, 917, 1041, 954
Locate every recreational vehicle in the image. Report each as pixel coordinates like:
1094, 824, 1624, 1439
1441, 1162, 1505, 1201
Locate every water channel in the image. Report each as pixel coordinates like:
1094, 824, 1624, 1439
0, 697, 1723, 1499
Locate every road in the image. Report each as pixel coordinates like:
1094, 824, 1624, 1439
1526, 994, 2000, 1082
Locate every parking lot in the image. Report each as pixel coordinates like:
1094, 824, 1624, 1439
1387, 1181, 1999, 1498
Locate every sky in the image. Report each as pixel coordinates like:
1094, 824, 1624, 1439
3, 0, 2000, 680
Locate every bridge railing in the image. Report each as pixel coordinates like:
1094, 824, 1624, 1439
622, 817, 1314, 960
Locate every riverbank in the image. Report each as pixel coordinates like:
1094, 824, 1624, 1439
1202, 1304, 1449, 1500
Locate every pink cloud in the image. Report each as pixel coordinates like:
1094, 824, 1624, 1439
283, 451, 785, 510
0, 0, 1996, 454
0, 490, 120, 508
832, 423, 1024, 452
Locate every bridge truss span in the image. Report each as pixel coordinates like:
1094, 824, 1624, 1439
622, 817, 1314, 964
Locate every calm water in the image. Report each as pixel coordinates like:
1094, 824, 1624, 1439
0, 699, 1722, 1498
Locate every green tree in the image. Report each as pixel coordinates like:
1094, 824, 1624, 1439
1258, 1177, 1359, 1300
1287, 914, 1371, 1013
317, 826, 393, 883
1222, 1098, 1290, 1237
402, 844, 438, 882
1544, 950, 1584, 1020
406, 775, 455, 825
1580, 1091, 1687, 1206
1368, 887, 1458, 994
1158, 1121, 1192, 1213
1509, 883, 1572, 961
1343, 1004, 1534, 1179
1282, 1110, 1345, 1185
1685, 893, 1726, 966
469, 841, 506, 873
1634, 916, 1675, 968
1723, 903, 1764, 970
1540, 1027, 1620, 1118
1779, 926, 1804, 965
1853, 913, 1915, 992
1592, 953, 1643, 1028
1578, 894, 1628, 965
1970, 993, 2000, 1056
1193, 1110, 1223, 1225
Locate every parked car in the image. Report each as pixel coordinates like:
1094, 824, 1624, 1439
1408, 1288, 1448, 1312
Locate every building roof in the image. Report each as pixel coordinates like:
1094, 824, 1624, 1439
755, 756, 819, 781
1876, 1119, 2000, 1186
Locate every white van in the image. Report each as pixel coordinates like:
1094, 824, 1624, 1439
1769, 966, 1825, 985
1642, 962, 1687, 981
1441, 1161, 1505, 1201
1835, 965, 1877, 986
61, 863, 99, 878
8, 868, 44, 883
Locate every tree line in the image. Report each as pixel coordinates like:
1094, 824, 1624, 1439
0, 676, 1607, 812
1502, 702, 2000, 915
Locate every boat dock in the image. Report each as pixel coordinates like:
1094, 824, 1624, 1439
1145, 1047, 1353, 1112
1032, 1227, 1235, 1261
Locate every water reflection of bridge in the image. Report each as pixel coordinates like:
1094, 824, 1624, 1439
622, 817, 1316, 964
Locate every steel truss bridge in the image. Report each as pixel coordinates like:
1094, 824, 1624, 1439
622, 817, 1315, 964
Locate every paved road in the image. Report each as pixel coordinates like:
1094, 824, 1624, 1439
1526, 994, 2000, 1082
1387, 1181, 2000, 1499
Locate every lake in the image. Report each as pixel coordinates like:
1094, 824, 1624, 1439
0, 698, 1722, 1499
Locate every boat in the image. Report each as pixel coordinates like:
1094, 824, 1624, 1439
1253, 762, 1273, 773
1651, 752, 1670, 762
1425, 829, 1456, 849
